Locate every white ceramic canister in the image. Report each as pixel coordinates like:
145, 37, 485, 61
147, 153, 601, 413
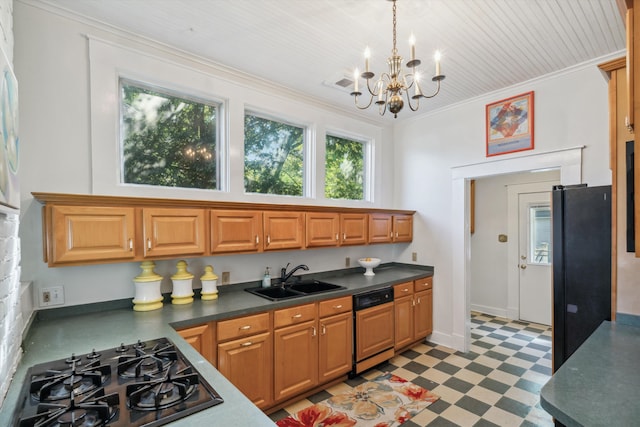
171, 260, 194, 304
132, 261, 164, 311
200, 265, 219, 300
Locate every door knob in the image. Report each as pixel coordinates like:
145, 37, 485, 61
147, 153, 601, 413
520, 264, 527, 269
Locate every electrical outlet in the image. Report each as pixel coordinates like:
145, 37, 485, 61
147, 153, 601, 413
345, 257, 350, 267
412, 252, 417, 262
221, 271, 230, 285
40, 286, 64, 307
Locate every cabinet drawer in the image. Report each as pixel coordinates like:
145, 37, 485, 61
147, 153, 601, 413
394, 281, 414, 298
319, 296, 352, 317
414, 276, 432, 292
274, 303, 317, 328
217, 312, 270, 342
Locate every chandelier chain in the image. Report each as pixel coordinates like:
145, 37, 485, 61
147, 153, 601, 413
392, 0, 397, 55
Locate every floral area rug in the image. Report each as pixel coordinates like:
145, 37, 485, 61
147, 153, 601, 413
275, 372, 439, 427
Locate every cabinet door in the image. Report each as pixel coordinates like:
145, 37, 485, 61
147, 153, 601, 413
394, 295, 414, 350
263, 211, 305, 251
355, 303, 394, 360
340, 213, 368, 246
176, 322, 215, 366
393, 214, 413, 242
217, 331, 273, 409
368, 213, 393, 243
319, 311, 353, 383
414, 289, 433, 339
50, 205, 135, 264
305, 212, 339, 248
274, 320, 318, 401
210, 210, 262, 254
142, 208, 206, 258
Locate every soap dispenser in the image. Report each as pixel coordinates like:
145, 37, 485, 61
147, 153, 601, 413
262, 267, 271, 288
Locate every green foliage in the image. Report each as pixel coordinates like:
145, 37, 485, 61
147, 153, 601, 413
325, 135, 364, 200
244, 114, 303, 196
122, 82, 218, 189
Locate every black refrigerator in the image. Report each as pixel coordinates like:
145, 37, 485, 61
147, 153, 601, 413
552, 184, 611, 372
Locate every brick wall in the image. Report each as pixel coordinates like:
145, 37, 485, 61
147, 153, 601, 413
0, 0, 22, 407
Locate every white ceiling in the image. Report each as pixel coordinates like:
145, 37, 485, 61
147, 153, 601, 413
30, 0, 626, 122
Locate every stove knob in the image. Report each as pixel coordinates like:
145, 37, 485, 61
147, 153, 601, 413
87, 348, 101, 359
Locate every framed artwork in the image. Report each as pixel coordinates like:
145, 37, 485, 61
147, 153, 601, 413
0, 45, 19, 211
486, 91, 534, 157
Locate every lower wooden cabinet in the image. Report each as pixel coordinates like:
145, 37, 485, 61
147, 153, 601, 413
394, 277, 433, 351
273, 303, 318, 402
217, 332, 273, 409
175, 322, 215, 366
318, 296, 353, 383
216, 312, 272, 409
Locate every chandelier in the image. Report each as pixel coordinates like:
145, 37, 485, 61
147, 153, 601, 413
351, 0, 445, 118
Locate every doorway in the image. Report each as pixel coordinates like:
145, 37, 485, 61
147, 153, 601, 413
451, 147, 583, 352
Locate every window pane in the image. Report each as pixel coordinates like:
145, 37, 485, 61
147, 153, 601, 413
529, 204, 551, 264
244, 113, 304, 196
121, 80, 218, 189
325, 134, 365, 200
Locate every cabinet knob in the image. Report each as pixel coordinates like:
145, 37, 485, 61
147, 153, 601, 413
333, 304, 343, 309
128, 239, 133, 251
239, 325, 251, 330
241, 341, 253, 347
255, 235, 259, 245
336, 233, 339, 241
312, 326, 317, 337
147, 239, 151, 250
292, 313, 302, 319
321, 324, 326, 335
266, 235, 271, 245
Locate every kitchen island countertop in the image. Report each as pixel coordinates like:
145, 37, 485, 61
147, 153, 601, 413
0, 263, 432, 426
540, 321, 640, 426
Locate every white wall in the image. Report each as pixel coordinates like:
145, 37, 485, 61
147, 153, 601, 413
393, 61, 615, 348
14, 2, 404, 308
470, 170, 559, 317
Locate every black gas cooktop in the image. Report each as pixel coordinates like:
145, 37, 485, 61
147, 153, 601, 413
12, 337, 223, 427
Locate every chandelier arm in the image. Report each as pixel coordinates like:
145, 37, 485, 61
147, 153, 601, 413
354, 93, 376, 110
406, 91, 420, 112
420, 80, 442, 99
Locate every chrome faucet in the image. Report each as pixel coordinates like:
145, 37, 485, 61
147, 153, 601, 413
280, 263, 309, 284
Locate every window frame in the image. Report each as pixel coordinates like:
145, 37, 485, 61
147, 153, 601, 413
118, 77, 225, 192
243, 109, 313, 198
324, 129, 372, 202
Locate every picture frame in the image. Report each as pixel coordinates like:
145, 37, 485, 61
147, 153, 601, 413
486, 91, 534, 157
0, 45, 19, 212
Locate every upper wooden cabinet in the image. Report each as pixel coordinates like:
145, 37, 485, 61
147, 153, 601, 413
306, 212, 339, 248
210, 209, 262, 254
33, 193, 414, 266
368, 213, 413, 243
263, 211, 305, 251
340, 213, 368, 246
48, 205, 135, 265
142, 208, 206, 258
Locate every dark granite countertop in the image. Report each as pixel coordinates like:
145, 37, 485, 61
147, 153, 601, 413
540, 321, 640, 426
0, 263, 432, 426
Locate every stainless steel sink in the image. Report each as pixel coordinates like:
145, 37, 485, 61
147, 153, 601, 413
245, 280, 345, 301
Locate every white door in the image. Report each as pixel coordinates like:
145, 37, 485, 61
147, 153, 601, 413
518, 192, 552, 325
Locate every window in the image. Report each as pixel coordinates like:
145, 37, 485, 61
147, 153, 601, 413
529, 204, 551, 264
244, 112, 304, 196
325, 134, 366, 200
120, 79, 220, 190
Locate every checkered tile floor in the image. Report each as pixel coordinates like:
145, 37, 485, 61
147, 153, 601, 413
269, 311, 553, 426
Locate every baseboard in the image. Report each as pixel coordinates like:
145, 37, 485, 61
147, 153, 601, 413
616, 312, 640, 327
470, 303, 508, 319
427, 330, 465, 353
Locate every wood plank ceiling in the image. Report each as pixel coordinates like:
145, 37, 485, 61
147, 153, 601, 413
28, 0, 626, 122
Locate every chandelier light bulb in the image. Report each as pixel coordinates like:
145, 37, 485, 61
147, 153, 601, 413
409, 34, 416, 62
364, 47, 371, 72
434, 50, 442, 76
